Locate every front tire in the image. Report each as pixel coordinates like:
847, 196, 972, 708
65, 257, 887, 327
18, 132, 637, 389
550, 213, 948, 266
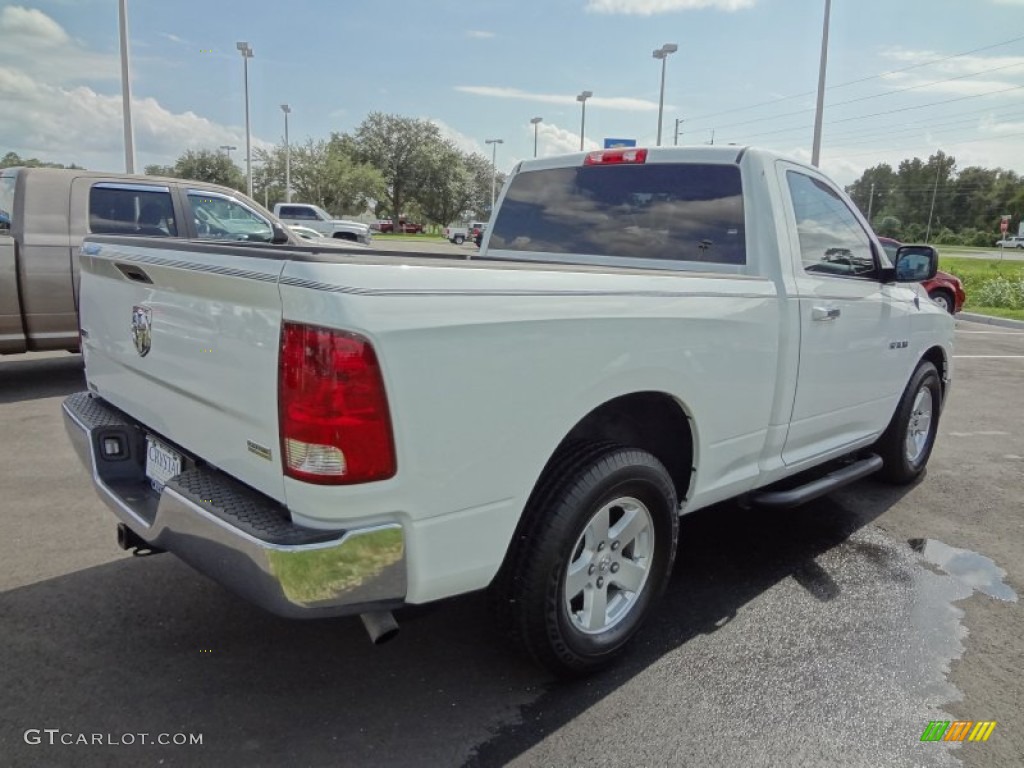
491, 443, 679, 677
333, 232, 357, 242
875, 361, 942, 484
453, 235, 465, 245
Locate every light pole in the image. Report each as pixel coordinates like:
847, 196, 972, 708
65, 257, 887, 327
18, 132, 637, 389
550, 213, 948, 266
281, 104, 291, 203
674, 118, 684, 146
530, 116, 543, 158
577, 91, 592, 151
118, 0, 135, 173
652, 43, 678, 147
236, 41, 254, 197
220, 145, 237, 160
485, 138, 503, 209
811, 0, 831, 167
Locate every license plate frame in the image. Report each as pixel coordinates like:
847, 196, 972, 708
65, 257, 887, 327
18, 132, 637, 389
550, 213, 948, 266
145, 436, 182, 492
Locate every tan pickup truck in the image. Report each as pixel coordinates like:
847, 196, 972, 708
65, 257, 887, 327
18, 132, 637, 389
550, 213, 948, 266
0, 167, 292, 355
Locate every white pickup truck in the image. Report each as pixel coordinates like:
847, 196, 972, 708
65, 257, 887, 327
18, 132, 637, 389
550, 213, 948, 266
63, 146, 953, 677
273, 203, 372, 244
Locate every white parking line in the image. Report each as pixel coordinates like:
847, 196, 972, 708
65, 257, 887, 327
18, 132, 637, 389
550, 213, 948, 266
955, 330, 1024, 335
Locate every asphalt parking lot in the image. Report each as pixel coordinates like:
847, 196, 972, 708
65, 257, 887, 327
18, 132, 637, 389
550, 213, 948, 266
1, 319, 1021, 768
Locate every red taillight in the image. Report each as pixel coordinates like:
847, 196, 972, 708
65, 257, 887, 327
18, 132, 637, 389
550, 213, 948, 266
583, 148, 648, 166
278, 322, 396, 484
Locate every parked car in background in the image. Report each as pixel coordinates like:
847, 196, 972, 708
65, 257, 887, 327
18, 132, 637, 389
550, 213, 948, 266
0, 166, 295, 356
444, 221, 487, 244
994, 235, 1024, 248
376, 218, 424, 234
273, 203, 372, 244
878, 237, 965, 314
287, 224, 367, 248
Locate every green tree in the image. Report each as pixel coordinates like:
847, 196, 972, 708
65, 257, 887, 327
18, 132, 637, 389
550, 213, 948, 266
171, 149, 245, 190
350, 113, 443, 223
1, 151, 83, 169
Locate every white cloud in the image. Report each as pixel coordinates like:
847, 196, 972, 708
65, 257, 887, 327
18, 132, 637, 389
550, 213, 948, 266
466, 30, 495, 39
428, 118, 487, 156
0, 5, 69, 44
875, 48, 1024, 96
585, 0, 756, 14
0, 66, 260, 168
0, 5, 117, 82
455, 85, 662, 112
535, 122, 601, 155
0, 6, 268, 169
160, 32, 187, 44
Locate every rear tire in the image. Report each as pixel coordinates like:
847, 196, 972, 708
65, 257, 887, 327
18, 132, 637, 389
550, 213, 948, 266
928, 289, 954, 315
491, 443, 679, 678
875, 361, 942, 484
454, 235, 465, 245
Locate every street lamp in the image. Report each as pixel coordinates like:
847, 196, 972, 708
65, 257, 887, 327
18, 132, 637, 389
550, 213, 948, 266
281, 104, 291, 203
236, 41, 254, 197
576, 91, 592, 151
652, 43, 678, 147
220, 145, 237, 160
674, 118, 684, 146
117, 0, 135, 173
811, 0, 831, 167
530, 116, 543, 158
485, 138, 503, 209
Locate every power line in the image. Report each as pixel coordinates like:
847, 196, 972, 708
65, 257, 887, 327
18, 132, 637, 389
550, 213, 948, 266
736, 104, 1024, 144
685, 33, 1024, 124
830, 128, 1024, 160
713, 63, 1024, 131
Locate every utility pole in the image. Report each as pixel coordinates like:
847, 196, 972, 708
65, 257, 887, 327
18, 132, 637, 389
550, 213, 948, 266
709, 129, 715, 145
925, 158, 944, 244
118, 0, 135, 173
867, 182, 876, 223
811, 0, 832, 167
674, 118, 683, 146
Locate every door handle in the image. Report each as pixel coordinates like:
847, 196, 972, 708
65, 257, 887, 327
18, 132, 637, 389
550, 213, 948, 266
812, 306, 841, 321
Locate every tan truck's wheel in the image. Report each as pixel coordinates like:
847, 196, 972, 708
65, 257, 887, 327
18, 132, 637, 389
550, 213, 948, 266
492, 443, 678, 677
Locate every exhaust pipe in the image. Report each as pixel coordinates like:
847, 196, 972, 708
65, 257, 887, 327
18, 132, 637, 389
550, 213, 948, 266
360, 610, 400, 645
116, 523, 164, 557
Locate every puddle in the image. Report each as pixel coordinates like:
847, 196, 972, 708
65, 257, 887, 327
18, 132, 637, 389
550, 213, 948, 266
908, 538, 1018, 602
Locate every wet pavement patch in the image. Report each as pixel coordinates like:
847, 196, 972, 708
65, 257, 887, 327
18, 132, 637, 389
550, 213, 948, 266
909, 538, 1018, 603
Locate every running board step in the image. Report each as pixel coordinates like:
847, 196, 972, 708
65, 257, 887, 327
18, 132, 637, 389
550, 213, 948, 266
749, 454, 884, 509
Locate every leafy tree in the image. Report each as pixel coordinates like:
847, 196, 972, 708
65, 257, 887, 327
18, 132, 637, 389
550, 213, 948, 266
168, 149, 245, 190
350, 113, 443, 223
1, 151, 83, 169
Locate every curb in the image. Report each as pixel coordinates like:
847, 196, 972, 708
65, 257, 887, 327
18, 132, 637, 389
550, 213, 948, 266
957, 312, 1024, 330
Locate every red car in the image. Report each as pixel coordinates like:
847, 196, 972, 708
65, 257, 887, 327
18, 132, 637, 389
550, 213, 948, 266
878, 237, 965, 314
377, 219, 424, 234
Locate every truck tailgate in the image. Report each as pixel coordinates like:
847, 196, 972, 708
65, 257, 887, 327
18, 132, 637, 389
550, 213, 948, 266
79, 241, 287, 502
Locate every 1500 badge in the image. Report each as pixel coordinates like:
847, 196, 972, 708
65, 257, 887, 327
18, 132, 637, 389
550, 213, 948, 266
889, 340, 909, 349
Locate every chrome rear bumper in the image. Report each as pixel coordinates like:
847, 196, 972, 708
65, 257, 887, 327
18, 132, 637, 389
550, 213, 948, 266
62, 392, 406, 618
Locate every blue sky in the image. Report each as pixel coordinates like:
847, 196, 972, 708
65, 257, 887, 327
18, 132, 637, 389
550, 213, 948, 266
3, 0, 1024, 185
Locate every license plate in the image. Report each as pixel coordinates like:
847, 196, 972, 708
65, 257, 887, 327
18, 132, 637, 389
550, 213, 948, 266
145, 437, 182, 492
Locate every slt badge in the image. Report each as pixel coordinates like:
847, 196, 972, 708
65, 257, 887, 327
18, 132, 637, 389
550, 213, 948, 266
131, 305, 152, 357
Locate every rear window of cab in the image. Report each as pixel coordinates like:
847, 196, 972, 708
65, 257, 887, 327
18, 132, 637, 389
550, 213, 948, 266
489, 163, 745, 265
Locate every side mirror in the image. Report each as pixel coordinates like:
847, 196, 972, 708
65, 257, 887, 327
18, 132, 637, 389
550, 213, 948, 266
270, 223, 291, 245
893, 245, 938, 283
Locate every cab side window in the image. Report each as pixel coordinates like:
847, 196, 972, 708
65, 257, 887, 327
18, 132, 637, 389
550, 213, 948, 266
89, 185, 177, 236
787, 171, 876, 278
